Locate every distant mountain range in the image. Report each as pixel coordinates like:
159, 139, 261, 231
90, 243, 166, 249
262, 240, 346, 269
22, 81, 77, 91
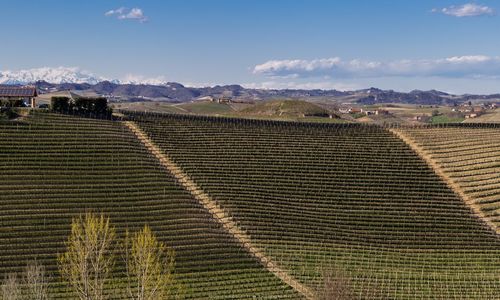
0, 67, 109, 85
2, 68, 500, 105
31, 81, 500, 105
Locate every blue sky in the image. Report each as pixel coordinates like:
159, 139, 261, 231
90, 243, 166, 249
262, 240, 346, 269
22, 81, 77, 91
2, 0, 500, 93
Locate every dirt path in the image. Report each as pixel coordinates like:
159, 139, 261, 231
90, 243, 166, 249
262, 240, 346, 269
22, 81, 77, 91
124, 121, 316, 300
389, 128, 499, 236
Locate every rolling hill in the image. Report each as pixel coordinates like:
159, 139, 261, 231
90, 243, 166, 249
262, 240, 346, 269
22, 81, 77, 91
0, 111, 499, 298
126, 112, 500, 299
239, 100, 331, 118
29, 79, 500, 105
0, 112, 297, 299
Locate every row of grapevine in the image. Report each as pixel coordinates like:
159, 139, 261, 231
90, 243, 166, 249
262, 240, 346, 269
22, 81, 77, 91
0, 111, 299, 299
397, 126, 500, 231
125, 111, 500, 299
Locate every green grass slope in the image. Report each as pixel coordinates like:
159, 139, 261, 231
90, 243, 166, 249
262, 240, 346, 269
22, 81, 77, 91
177, 102, 234, 115
126, 112, 500, 299
0, 112, 298, 299
240, 100, 331, 118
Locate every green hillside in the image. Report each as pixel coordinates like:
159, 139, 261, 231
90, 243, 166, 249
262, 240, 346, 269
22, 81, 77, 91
177, 102, 234, 114
0, 112, 297, 299
126, 112, 500, 299
240, 100, 331, 118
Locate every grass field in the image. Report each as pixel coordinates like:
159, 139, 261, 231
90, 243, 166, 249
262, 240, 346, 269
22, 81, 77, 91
430, 115, 465, 124
176, 102, 235, 114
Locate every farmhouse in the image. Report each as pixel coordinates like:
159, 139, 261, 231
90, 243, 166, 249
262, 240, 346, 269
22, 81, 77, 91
0, 86, 38, 108
338, 105, 362, 114
465, 113, 478, 119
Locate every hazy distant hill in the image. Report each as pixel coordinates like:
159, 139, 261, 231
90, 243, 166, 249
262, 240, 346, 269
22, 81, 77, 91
32, 81, 500, 105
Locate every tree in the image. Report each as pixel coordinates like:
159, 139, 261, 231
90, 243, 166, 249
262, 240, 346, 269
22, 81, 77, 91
72, 98, 111, 117
22, 260, 49, 300
124, 225, 176, 300
58, 213, 116, 300
1, 273, 19, 300
51, 97, 71, 113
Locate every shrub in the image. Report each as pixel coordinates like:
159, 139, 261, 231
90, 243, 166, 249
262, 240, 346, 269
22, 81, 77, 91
51, 97, 71, 113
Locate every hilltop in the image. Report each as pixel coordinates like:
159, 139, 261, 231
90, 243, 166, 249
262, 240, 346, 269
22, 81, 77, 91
239, 99, 332, 118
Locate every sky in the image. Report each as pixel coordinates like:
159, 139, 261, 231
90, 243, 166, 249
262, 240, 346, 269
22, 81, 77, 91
1, 0, 500, 93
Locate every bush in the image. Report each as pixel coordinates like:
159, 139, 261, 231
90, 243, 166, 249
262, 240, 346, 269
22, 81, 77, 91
0, 108, 19, 119
0, 99, 25, 107
51, 97, 71, 113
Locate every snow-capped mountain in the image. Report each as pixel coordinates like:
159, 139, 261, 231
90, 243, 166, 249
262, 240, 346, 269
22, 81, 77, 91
0, 67, 107, 85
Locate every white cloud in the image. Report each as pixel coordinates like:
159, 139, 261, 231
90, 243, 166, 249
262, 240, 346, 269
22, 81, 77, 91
105, 7, 127, 16
105, 7, 148, 23
432, 3, 494, 17
253, 55, 500, 79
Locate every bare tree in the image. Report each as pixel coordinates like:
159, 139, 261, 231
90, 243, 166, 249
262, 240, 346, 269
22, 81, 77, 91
124, 225, 176, 300
22, 260, 49, 300
58, 213, 116, 300
1, 273, 19, 300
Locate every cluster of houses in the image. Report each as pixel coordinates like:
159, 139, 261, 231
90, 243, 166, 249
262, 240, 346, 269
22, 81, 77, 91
196, 95, 256, 105
452, 102, 498, 119
338, 105, 390, 116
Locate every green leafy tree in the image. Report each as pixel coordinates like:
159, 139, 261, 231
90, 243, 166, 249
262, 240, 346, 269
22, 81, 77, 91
50, 97, 70, 113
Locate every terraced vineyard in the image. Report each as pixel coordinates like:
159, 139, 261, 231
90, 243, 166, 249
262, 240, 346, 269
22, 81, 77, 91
0, 112, 297, 299
393, 125, 500, 234
126, 112, 500, 299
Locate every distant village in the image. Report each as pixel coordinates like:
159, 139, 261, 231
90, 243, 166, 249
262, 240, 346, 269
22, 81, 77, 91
336, 101, 499, 123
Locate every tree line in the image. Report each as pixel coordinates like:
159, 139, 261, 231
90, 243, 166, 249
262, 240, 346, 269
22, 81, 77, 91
51, 97, 112, 118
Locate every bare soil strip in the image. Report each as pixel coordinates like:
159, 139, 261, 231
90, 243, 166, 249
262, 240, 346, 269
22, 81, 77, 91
389, 128, 499, 236
124, 121, 316, 300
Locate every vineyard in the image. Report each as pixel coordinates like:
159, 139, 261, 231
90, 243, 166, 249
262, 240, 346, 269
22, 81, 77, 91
126, 112, 500, 299
0, 112, 297, 299
393, 125, 500, 233
0, 111, 499, 299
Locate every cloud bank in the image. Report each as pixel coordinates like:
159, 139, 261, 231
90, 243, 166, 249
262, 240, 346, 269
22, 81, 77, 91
105, 7, 148, 23
432, 3, 494, 17
253, 55, 500, 79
